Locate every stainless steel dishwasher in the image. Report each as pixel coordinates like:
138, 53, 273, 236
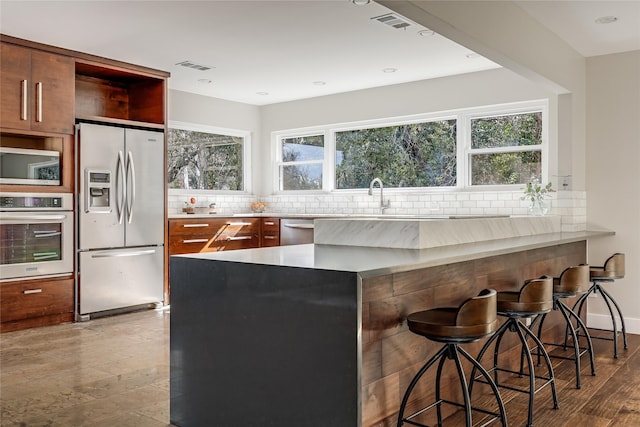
280, 218, 314, 245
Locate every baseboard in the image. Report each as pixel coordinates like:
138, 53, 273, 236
587, 312, 640, 335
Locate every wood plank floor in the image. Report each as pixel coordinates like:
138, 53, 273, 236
1, 309, 638, 426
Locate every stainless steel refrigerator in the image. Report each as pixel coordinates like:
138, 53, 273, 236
77, 122, 164, 317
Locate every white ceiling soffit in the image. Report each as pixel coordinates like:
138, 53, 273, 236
0, 0, 500, 106
515, 0, 640, 57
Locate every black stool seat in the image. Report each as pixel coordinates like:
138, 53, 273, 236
397, 289, 507, 427
470, 277, 559, 427
532, 264, 596, 389
573, 253, 627, 358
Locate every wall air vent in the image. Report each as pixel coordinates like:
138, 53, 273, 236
175, 61, 213, 71
371, 13, 412, 30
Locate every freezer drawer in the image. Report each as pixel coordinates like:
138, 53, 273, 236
79, 246, 163, 315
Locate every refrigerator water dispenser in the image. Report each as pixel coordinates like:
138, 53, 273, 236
85, 170, 111, 213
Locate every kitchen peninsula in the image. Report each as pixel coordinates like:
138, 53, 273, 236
169, 217, 612, 427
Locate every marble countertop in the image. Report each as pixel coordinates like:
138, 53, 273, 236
173, 229, 613, 278
169, 213, 522, 220
169, 212, 324, 219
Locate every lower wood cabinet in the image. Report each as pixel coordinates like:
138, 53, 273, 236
261, 218, 280, 247
0, 276, 74, 332
169, 217, 262, 255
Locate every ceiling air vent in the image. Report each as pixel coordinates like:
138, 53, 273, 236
175, 61, 213, 71
372, 13, 412, 30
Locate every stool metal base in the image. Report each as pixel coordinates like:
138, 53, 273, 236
532, 297, 596, 389
572, 281, 628, 358
397, 343, 507, 427
470, 315, 559, 427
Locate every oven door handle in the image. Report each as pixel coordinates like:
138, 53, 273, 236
33, 231, 62, 238
0, 214, 68, 222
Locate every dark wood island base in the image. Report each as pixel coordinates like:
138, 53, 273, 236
170, 238, 592, 426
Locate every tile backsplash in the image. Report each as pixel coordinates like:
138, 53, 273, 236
168, 190, 587, 232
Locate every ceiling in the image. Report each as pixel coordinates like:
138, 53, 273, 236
1, 1, 638, 106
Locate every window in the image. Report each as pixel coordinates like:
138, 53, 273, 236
274, 101, 546, 192
335, 120, 456, 189
279, 134, 324, 191
168, 122, 249, 191
468, 111, 543, 186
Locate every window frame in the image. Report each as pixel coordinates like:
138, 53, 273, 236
272, 100, 548, 194
168, 120, 252, 195
276, 131, 328, 192
461, 101, 548, 190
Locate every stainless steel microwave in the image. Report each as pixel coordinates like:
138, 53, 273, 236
0, 147, 60, 186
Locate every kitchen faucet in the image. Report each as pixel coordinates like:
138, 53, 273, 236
368, 177, 390, 213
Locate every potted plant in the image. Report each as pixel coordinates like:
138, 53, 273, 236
521, 180, 553, 215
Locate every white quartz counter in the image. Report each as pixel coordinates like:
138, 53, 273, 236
175, 229, 613, 278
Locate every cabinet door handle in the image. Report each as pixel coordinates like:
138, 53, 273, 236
36, 82, 43, 122
226, 236, 252, 241
183, 238, 209, 244
263, 236, 277, 240
21, 80, 28, 121
264, 221, 276, 226
23, 289, 43, 295
226, 222, 252, 226
183, 223, 209, 228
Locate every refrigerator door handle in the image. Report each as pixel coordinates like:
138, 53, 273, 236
126, 150, 136, 224
90, 248, 157, 258
116, 150, 126, 224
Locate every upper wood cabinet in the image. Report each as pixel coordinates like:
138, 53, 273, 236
75, 60, 166, 128
0, 42, 75, 134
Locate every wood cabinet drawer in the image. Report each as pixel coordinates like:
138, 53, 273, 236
169, 218, 259, 236
261, 218, 280, 247
168, 218, 260, 254
1, 277, 73, 322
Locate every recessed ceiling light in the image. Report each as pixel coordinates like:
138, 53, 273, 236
197, 79, 212, 84
418, 29, 435, 37
256, 91, 269, 96
351, 0, 370, 5
313, 81, 326, 86
382, 68, 397, 73
595, 15, 618, 24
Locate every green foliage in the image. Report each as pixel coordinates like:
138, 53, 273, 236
168, 129, 243, 190
335, 120, 457, 189
521, 180, 554, 203
471, 112, 542, 148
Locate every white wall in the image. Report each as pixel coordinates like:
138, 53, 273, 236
586, 50, 640, 332
169, 89, 261, 132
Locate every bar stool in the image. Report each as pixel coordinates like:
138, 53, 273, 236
469, 277, 559, 427
397, 289, 507, 427
572, 253, 627, 358
532, 264, 595, 389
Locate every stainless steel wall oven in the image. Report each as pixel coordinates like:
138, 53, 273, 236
0, 193, 73, 281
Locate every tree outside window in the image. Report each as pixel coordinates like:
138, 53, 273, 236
335, 120, 457, 189
469, 112, 543, 185
168, 128, 244, 191
280, 135, 324, 191
275, 102, 546, 192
